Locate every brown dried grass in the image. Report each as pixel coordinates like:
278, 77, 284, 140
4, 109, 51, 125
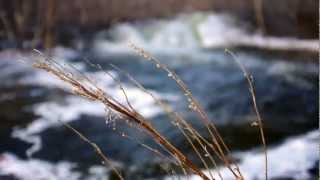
31, 45, 267, 180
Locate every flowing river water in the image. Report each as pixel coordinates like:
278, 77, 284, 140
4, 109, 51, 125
0, 12, 318, 180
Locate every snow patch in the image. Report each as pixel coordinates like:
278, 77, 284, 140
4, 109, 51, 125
0, 153, 81, 180
167, 130, 319, 180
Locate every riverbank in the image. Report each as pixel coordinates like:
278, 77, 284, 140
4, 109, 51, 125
0, 0, 317, 48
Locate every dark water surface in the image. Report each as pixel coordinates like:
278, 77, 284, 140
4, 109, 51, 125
0, 12, 318, 179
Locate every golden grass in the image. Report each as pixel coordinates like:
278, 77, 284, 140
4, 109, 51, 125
31, 45, 267, 180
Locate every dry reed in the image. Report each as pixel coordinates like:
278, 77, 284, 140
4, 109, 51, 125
225, 49, 267, 180
32, 50, 211, 179
32, 45, 267, 180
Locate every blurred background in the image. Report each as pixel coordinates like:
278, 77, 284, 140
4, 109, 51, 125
0, 0, 318, 179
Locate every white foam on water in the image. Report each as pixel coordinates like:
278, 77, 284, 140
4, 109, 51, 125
14, 87, 173, 157
49, 46, 80, 60
11, 49, 178, 157
24, 68, 169, 122
167, 130, 319, 180
0, 153, 120, 180
197, 13, 317, 51
19, 47, 172, 120
3, 130, 318, 180
233, 131, 318, 179
12, 85, 169, 158
91, 12, 260, 57
93, 11, 317, 60
0, 153, 81, 180
149, 17, 199, 49
197, 13, 248, 48
86, 166, 109, 180
92, 13, 205, 57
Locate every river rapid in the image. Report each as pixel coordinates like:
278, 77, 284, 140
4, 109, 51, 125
0, 12, 318, 180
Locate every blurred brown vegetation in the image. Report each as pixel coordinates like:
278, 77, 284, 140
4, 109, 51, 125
0, 0, 318, 48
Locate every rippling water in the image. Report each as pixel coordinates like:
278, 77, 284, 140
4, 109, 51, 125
0, 12, 318, 180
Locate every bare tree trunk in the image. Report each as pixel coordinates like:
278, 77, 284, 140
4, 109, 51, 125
44, 0, 57, 49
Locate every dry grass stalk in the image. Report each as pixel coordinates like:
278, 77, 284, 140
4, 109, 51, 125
128, 42, 243, 179
84, 61, 191, 178
58, 120, 124, 180
32, 50, 211, 180
109, 64, 222, 180
32, 46, 267, 180
225, 49, 268, 180
115, 131, 182, 178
